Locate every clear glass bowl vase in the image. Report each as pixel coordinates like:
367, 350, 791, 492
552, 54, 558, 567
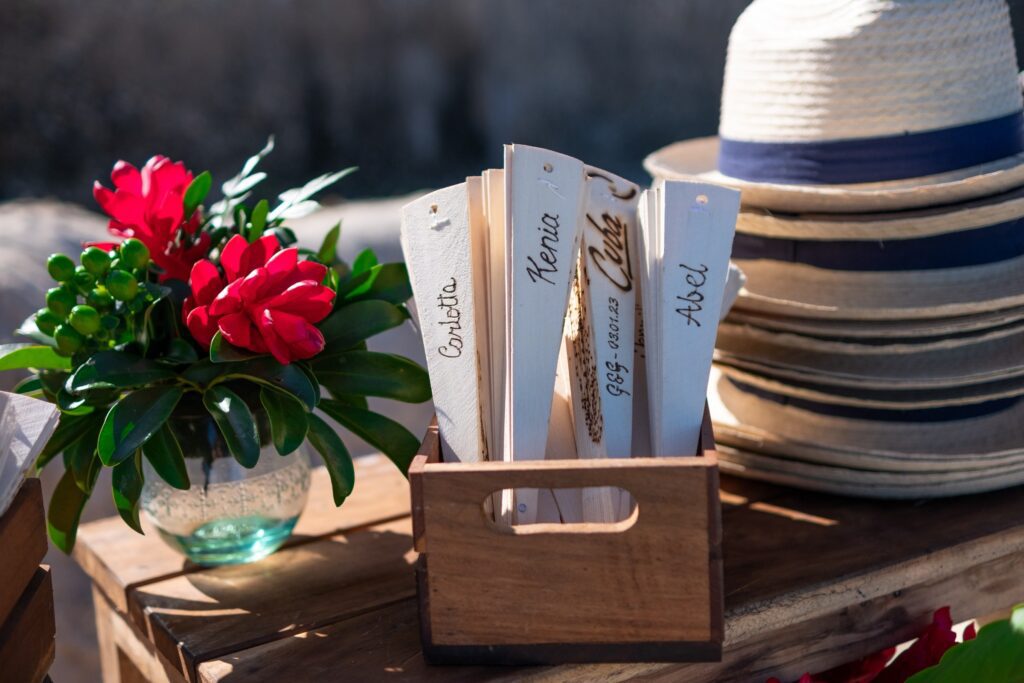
140, 402, 311, 566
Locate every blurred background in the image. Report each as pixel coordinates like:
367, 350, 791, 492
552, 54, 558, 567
3, 1, 1024, 680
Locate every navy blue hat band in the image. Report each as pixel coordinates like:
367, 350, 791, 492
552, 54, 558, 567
718, 111, 1024, 185
725, 378, 1020, 423
732, 215, 1024, 272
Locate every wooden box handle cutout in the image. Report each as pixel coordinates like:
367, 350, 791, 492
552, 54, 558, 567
481, 487, 638, 535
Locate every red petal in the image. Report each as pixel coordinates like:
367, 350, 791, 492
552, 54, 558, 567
266, 309, 325, 360
256, 309, 293, 364
265, 282, 335, 322
276, 259, 330, 291
209, 279, 244, 317
218, 312, 261, 351
239, 267, 270, 302
240, 235, 282, 276
186, 306, 219, 348
220, 234, 249, 281
265, 247, 298, 280
110, 161, 141, 193
189, 260, 225, 306
964, 622, 977, 640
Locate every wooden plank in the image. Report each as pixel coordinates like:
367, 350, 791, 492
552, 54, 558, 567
134, 518, 417, 682
504, 145, 586, 524
195, 487, 1024, 682
74, 454, 411, 613
0, 478, 46, 625
93, 586, 187, 683
401, 183, 486, 463
0, 566, 55, 683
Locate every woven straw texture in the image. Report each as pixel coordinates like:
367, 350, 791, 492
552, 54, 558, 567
719, 0, 1022, 143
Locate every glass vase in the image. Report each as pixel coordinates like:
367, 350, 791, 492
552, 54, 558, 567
140, 401, 311, 566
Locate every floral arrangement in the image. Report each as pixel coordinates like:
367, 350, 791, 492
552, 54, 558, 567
2, 139, 430, 551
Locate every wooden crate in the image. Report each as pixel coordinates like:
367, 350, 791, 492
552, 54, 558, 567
0, 479, 55, 683
410, 410, 723, 665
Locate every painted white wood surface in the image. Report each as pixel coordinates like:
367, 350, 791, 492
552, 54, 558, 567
643, 180, 740, 457
0, 392, 59, 516
504, 144, 585, 525
400, 183, 485, 463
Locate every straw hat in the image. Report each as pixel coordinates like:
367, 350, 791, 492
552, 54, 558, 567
726, 305, 1024, 339
715, 362, 1024, 410
707, 368, 1024, 497
646, 0, 1024, 214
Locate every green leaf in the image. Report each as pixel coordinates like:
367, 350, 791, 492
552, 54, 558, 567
225, 172, 267, 199
908, 605, 1024, 683
209, 331, 264, 363
47, 468, 91, 553
248, 199, 269, 242
184, 171, 212, 217
67, 351, 176, 394
260, 387, 308, 456
313, 351, 431, 403
319, 300, 408, 349
225, 357, 318, 409
160, 339, 199, 365
269, 167, 357, 223
306, 413, 354, 505
182, 359, 227, 386
203, 385, 260, 468
142, 424, 190, 490
112, 452, 145, 534
0, 344, 71, 371
98, 387, 184, 466
16, 315, 57, 347
36, 412, 98, 470
327, 392, 368, 410
13, 376, 43, 395
319, 400, 419, 475
338, 263, 413, 305
351, 248, 378, 275
64, 418, 102, 493
317, 223, 341, 264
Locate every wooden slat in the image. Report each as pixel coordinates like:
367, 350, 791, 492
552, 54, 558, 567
194, 482, 1024, 681
74, 454, 411, 613
0, 566, 55, 683
134, 518, 417, 682
0, 478, 46, 625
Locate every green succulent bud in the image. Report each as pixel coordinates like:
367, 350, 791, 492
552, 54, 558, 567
46, 254, 76, 282
69, 305, 101, 335
119, 238, 150, 270
34, 309, 62, 336
81, 246, 111, 276
45, 287, 76, 317
100, 314, 119, 331
106, 270, 139, 302
72, 266, 95, 291
54, 324, 85, 355
86, 289, 115, 311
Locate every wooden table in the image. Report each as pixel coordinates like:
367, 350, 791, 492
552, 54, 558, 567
74, 454, 1024, 683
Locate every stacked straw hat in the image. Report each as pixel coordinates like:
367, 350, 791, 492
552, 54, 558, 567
646, 0, 1024, 498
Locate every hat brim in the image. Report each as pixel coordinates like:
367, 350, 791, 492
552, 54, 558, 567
726, 305, 1024, 339
716, 446, 1024, 499
645, 137, 1024, 214
733, 251, 1024, 320
710, 368, 1024, 455
714, 362, 1024, 410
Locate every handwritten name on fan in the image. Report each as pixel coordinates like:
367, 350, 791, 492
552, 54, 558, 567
587, 212, 633, 293
525, 212, 565, 286
436, 277, 464, 358
675, 263, 709, 327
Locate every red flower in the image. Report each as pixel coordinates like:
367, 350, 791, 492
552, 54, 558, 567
184, 235, 335, 364
873, 608, 970, 683
93, 156, 210, 282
